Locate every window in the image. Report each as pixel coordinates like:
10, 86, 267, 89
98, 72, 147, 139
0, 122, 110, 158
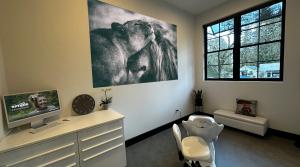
204, 0, 285, 81
206, 19, 234, 79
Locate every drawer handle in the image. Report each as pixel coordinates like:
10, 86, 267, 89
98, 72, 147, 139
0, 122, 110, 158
38, 152, 76, 167
83, 143, 123, 162
82, 135, 123, 152
6, 142, 75, 167
81, 127, 122, 142
66, 162, 77, 167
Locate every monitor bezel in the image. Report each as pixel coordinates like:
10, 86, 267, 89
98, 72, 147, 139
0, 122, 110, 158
2, 89, 61, 129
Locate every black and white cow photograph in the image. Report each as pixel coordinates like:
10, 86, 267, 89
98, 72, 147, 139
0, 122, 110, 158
88, 0, 178, 87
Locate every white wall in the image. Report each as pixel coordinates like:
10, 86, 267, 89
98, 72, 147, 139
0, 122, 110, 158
195, 0, 300, 135
0, 40, 8, 140
0, 0, 196, 140
0, 0, 8, 140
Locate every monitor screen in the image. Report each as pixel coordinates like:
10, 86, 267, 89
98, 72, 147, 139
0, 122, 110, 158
3, 90, 60, 123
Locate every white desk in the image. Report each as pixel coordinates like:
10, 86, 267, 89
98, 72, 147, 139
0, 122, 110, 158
0, 110, 126, 167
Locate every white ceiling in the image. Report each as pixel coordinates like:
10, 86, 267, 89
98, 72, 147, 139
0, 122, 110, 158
162, 0, 230, 15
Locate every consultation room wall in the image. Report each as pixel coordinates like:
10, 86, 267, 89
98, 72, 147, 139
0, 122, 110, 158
0, 0, 196, 140
0, 0, 8, 140
195, 0, 300, 135
0, 40, 8, 140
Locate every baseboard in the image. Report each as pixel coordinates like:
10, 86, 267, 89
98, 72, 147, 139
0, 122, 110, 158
125, 112, 196, 147
295, 140, 300, 148
267, 128, 298, 140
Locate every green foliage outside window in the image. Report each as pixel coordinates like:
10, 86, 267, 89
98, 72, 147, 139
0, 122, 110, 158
204, 1, 284, 80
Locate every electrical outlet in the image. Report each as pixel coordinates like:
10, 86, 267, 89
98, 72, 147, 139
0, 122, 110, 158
175, 109, 182, 117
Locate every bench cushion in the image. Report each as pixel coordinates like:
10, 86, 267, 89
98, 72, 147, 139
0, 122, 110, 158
214, 110, 267, 126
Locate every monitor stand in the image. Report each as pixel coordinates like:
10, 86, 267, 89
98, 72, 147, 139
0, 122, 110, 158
29, 119, 60, 134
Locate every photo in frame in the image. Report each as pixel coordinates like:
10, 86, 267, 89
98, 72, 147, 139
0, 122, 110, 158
88, 0, 178, 87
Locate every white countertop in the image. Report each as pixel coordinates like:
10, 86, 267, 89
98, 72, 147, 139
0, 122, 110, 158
0, 110, 124, 153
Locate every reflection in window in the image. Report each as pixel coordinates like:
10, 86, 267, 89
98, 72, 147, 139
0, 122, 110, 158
240, 2, 283, 79
206, 19, 234, 79
204, 1, 285, 81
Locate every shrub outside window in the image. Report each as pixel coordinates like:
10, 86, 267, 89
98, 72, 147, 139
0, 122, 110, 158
204, 0, 285, 81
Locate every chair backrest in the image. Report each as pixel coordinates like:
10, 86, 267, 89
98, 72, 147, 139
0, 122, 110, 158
189, 115, 216, 124
172, 124, 182, 151
182, 120, 224, 143
190, 116, 224, 141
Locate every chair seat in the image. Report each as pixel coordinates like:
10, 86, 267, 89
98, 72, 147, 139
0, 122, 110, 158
182, 136, 211, 162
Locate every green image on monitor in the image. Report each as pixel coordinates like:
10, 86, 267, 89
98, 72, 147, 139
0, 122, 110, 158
4, 90, 60, 122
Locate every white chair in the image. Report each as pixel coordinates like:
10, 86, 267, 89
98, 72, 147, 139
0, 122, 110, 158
189, 115, 217, 125
187, 115, 223, 142
182, 116, 224, 167
172, 124, 212, 167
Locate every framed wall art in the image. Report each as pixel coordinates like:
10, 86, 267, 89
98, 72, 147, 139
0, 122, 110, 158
88, 0, 178, 87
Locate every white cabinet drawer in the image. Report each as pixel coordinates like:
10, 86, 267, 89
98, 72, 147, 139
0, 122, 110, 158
77, 119, 126, 167
80, 143, 126, 167
0, 111, 126, 167
0, 133, 78, 167
80, 136, 124, 161
39, 152, 78, 167
79, 127, 123, 151
78, 120, 123, 141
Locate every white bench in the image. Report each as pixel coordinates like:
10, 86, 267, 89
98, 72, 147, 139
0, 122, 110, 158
213, 110, 268, 136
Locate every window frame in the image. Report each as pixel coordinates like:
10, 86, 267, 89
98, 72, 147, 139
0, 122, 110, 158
203, 0, 286, 81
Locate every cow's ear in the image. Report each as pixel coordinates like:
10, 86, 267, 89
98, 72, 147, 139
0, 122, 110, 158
111, 22, 125, 32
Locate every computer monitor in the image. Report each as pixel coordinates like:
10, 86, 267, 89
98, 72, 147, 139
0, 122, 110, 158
3, 90, 61, 129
